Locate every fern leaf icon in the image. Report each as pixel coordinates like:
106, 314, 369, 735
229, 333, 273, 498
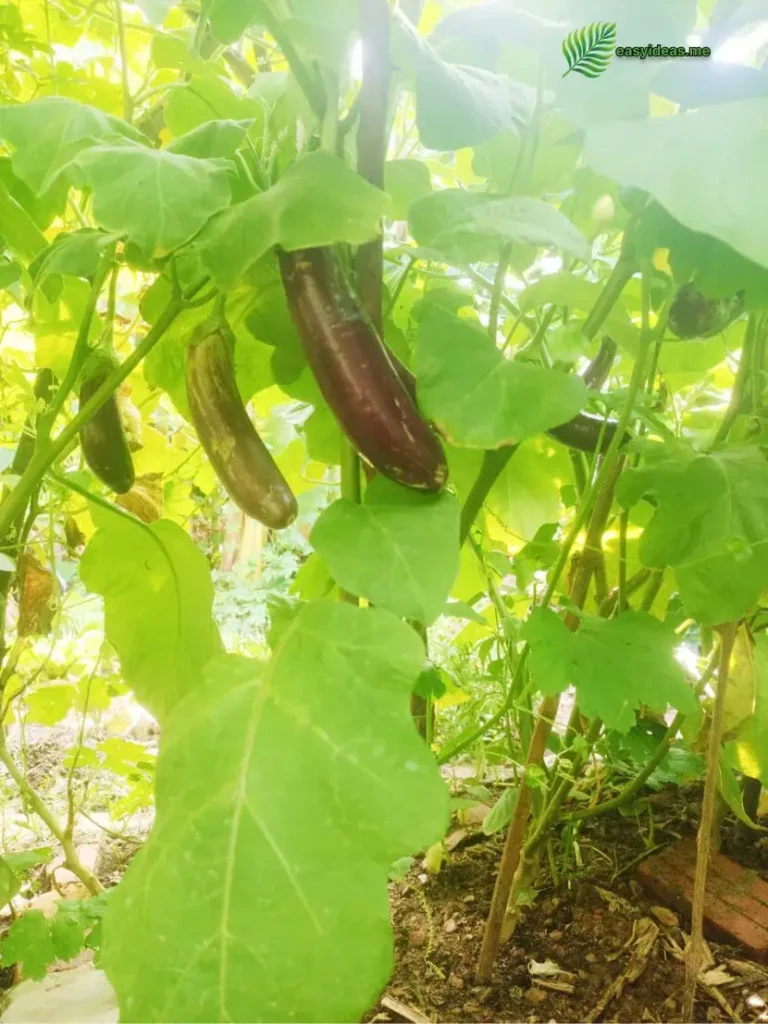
562, 22, 617, 78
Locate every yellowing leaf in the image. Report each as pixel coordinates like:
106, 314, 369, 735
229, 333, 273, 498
723, 625, 757, 740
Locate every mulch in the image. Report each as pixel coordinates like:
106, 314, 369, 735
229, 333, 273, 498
367, 783, 768, 1023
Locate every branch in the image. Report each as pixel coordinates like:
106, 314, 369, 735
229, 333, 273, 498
682, 622, 738, 1021
0, 282, 204, 541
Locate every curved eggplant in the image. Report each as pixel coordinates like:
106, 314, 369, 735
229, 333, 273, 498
278, 247, 448, 492
581, 336, 617, 391
186, 325, 297, 529
79, 352, 135, 495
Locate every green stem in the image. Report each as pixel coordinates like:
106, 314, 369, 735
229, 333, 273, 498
459, 446, 517, 545
339, 439, 361, 605
582, 257, 635, 342
713, 313, 756, 446
488, 244, 511, 342
39, 251, 115, 444
0, 727, 103, 894
252, 0, 325, 120
114, 0, 133, 122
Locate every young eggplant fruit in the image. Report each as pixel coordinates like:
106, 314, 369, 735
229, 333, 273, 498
668, 283, 744, 339
547, 337, 629, 454
186, 324, 297, 530
79, 352, 135, 495
548, 413, 626, 454
278, 247, 448, 492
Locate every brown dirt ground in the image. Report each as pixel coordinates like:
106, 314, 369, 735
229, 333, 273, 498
367, 784, 768, 1024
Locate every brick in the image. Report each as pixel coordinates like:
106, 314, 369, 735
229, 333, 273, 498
636, 839, 768, 961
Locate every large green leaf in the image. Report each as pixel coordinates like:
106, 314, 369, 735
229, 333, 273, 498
69, 144, 232, 256
198, 151, 389, 288
311, 477, 460, 624
166, 120, 252, 161
393, 13, 535, 151
409, 190, 589, 264
416, 308, 588, 449
585, 98, 768, 271
487, 442, 562, 544
523, 608, 695, 733
617, 445, 768, 624
79, 503, 220, 724
0, 97, 142, 194
101, 602, 449, 1023
164, 79, 266, 137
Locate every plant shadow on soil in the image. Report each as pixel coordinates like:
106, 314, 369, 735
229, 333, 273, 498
368, 783, 768, 1024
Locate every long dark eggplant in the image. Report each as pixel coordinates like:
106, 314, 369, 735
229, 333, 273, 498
278, 247, 448, 492
548, 414, 625, 454
547, 336, 629, 454
186, 324, 298, 529
79, 352, 135, 495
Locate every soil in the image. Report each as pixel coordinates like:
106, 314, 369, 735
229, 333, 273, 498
368, 783, 768, 1024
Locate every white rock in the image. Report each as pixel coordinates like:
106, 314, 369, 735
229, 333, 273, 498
1, 964, 117, 1024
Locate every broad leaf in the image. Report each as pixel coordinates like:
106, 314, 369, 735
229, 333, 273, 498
101, 602, 449, 1023
30, 229, 118, 292
166, 120, 252, 161
0, 912, 54, 981
384, 159, 432, 220
0, 97, 142, 194
198, 151, 389, 288
416, 308, 588, 449
585, 98, 768, 271
409, 190, 589, 264
311, 476, 460, 624
79, 503, 220, 724
487, 442, 562, 544
70, 144, 232, 256
617, 445, 768, 624
393, 14, 535, 151
523, 608, 695, 733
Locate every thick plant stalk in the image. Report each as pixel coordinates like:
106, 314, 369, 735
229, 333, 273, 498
682, 622, 738, 1021
475, 460, 621, 982
475, 264, 655, 982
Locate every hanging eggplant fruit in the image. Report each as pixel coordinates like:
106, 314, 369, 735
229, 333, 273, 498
278, 246, 448, 492
668, 282, 744, 340
79, 351, 135, 495
186, 322, 298, 530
